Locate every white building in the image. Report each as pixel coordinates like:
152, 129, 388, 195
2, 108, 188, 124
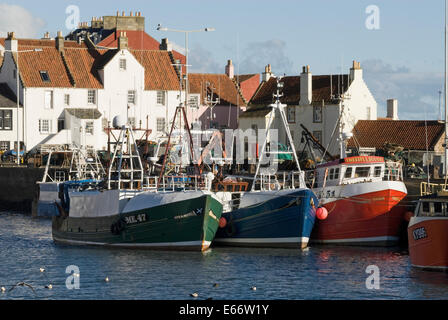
0, 31, 183, 152
240, 61, 377, 157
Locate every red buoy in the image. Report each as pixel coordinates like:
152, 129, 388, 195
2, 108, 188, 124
219, 217, 227, 228
316, 207, 328, 220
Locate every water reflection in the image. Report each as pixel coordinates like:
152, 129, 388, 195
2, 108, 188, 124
1, 213, 447, 300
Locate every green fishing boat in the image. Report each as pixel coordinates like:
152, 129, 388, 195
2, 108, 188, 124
51, 122, 223, 252
52, 188, 223, 251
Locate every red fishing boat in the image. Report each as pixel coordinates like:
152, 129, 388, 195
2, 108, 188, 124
407, 192, 448, 270
311, 155, 408, 245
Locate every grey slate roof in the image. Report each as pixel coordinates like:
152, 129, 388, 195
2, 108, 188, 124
0, 83, 20, 108
65, 108, 102, 119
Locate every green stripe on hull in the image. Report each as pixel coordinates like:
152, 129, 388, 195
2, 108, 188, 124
52, 194, 222, 252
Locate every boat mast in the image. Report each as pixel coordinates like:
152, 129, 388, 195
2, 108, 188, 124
251, 77, 304, 191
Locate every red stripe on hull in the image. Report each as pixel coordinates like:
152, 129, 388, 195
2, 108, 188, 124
408, 219, 448, 269
312, 189, 407, 244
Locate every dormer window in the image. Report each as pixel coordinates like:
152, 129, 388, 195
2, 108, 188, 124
40, 71, 50, 82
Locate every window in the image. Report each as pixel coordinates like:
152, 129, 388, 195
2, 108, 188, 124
156, 118, 165, 132
39, 119, 51, 134
344, 167, 353, 178
422, 202, 430, 213
313, 131, 322, 143
88, 90, 96, 104
128, 90, 136, 104
334, 168, 340, 180
44, 91, 53, 109
374, 166, 382, 177
354, 167, 370, 178
329, 168, 334, 180
40, 71, 50, 82
189, 95, 199, 108
0, 141, 10, 151
434, 202, 443, 216
287, 106, 295, 123
157, 91, 166, 105
313, 105, 322, 123
0, 110, 12, 130
64, 94, 70, 106
85, 121, 94, 135
119, 59, 127, 71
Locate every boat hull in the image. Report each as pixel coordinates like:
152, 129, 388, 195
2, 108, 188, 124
408, 217, 448, 270
52, 194, 223, 252
213, 189, 317, 249
311, 181, 407, 246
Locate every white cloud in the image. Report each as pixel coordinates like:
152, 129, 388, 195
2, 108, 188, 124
239, 39, 294, 75
189, 43, 222, 73
0, 4, 46, 38
362, 59, 443, 120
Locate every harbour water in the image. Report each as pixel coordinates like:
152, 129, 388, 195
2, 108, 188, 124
1, 211, 447, 300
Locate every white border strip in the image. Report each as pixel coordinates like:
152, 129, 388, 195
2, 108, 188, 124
214, 237, 309, 244
53, 237, 208, 248
311, 235, 399, 244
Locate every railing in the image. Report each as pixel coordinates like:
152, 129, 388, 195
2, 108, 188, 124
384, 161, 403, 182
256, 171, 305, 191
420, 181, 447, 196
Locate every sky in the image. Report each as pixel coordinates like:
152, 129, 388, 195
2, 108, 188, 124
0, 0, 446, 120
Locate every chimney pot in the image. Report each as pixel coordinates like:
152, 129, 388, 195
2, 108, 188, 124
387, 99, 399, 120
225, 59, 234, 79
300, 65, 312, 105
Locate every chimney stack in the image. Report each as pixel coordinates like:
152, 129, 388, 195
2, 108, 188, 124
225, 59, 234, 79
118, 31, 128, 50
350, 60, 363, 81
262, 64, 272, 82
56, 31, 64, 52
299, 65, 312, 105
160, 38, 172, 51
5, 32, 18, 52
387, 99, 399, 120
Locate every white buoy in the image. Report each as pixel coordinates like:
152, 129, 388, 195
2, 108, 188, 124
190, 292, 199, 298
251, 286, 257, 291
105, 277, 110, 282
1, 287, 5, 293
40, 268, 45, 272
45, 284, 53, 289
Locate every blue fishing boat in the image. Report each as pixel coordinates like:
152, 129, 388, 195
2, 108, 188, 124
213, 77, 321, 249
214, 188, 317, 248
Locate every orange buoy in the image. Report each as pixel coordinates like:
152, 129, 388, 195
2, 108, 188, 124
316, 207, 328, 220
219, 217, 227, 228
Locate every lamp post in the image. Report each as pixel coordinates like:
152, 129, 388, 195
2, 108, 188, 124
4, 48, 42, 165
156, 25, 215, 115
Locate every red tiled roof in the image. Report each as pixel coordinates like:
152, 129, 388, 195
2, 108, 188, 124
348, 120, 445, 151
131, 50, 180, 91
189, 73, 246, 107
250, 74, 349, 105
234, 74, 260, 103
97, 30, 186, 72
63, 48, 106, 89
14, 47, 73, 88
1, 36, 182, 91
0, 38, 87, 49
